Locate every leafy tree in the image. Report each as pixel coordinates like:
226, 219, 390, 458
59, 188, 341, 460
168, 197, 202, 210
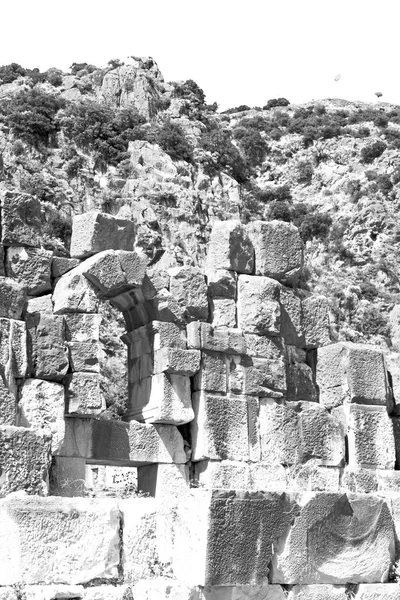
233, 127, 268, 168
360, 141, 387, 163
200, 127, 248, 183
263, 98, 290, 110
0, 63, 26, 84
156, 120, 193, 162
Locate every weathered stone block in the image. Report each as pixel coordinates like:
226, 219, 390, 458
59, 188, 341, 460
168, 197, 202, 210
207, 269, 237, 299
127, 372, 193, 425
53, 270, 99, 314
6, 247, 52, 295
228, 354, 286, 397
27, 313, 68, 381
191, 392, 250, 461
286, 361, 317, 403
302, 295, 331, 348
0, 191, 42, 247
0, 425, 51, 496
187, 322, 246, 355
294, 402, 345, 466
317, 343, 389, 409
270, 493, 395, 584
194, 460, 250, 491
18, 378, 65, 454
237, 275, 281, 335
117, 249, 148, 286
132, 579, 199, 600
68, 341, 101, 373
356, 584, 400, 599
0, 377, 16, 425
56, 418, 187, 465
26, 294, 53, 315
206, 220, 254, 274
50, 456, 87, 497
280, 286, 304, 346
210, 298, 236, 328
124, 321, 186, 359
199, 586, 286, 600
81, 250, 128, 297
130, 347, 200, 383
64, 373, 105, 416
138, 463, 189, 498
259, 399, 302, 465
83, 585, 130, 599
0, 277, 26, 319
246, 220, 304, 284
25, 585, 84, 599
0, 496, 120, 585
194, 351, 227, 393
169, 266, 208, 322
51, 256, 81, 278
64, 314, 102, 342
142, 268, 170, 300
70, 211, 135, 258
286, 463, 340, 493
286, 585, 347, 600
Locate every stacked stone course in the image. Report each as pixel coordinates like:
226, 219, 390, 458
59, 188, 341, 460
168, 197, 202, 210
0, 195, 399, 598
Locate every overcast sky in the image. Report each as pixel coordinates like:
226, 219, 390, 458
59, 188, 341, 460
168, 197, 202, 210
1, 0, 398, 110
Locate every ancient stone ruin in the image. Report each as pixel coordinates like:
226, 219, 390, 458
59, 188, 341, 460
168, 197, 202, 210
0, 193, 399, 599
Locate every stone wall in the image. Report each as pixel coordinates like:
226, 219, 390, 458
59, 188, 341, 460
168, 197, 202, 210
0, 197, 399, 598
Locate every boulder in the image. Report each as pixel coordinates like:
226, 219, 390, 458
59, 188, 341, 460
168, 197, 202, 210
246, 220, 303, 284
237, 275, 281, 335
6, 247, 52, 295
70, 212, 135, 259
205, 220, 254, 274
0, 191, 42, 247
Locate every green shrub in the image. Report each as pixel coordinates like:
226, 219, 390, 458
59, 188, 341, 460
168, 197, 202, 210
156, 120, 193, 162
172, 79, 206, 104
200, 127, 248, 183
268, 200, 291, 222
299, 212, 332, 241
257, 184, 292, 204
233, 127, 268, 167
360, 141, 386, 163
45, 68, 63, 87
296, 160, 314, 184
222, 105, 251, 114
374, 114, 389, 128
263, 98, 290, 110
0, 63, 26, 84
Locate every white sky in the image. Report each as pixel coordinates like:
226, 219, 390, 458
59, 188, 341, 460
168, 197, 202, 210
1, 0, 399, 110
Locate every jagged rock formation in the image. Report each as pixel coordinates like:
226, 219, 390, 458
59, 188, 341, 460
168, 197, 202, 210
1, 57, 400, 598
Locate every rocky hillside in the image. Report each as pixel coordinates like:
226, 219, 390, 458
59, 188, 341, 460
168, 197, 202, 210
1, 57, 400, 350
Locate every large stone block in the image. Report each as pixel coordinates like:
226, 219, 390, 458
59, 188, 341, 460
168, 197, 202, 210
64, 314, 102, 342
207, 269, 237, 299
51, 256, 81, 278
191, 392, 250, 461
70, 211, 135, 258
246, 220, 304, 284
302, 295, 331, 348
228, 353, 286, 397
270, 493, 395, 584
0, 277, 26, 319
0, 496, 120, 585
286, 359, 317, 403
206, 220, 254, 274
0, 318, 27, 384
0, 377, 16, 425
286, 463, 340, 493
169, 266, 208, 322
123, 321, 186, 359
6, 247, 52, 295
194, 351, 227, 393
237, 275, 281, 335
129, 347, 200, 383
0, 191, 42, 247
56, 418, 187, 465
127, 372, 193, 425
83, 585, 130, 599
279, 286, 303, 346
138, 463, 189, 499
132, 579, 199, 600
209, 297, 236, 328
187, 322, 246, 355
26, 294, 53, 316
259, 399, 302, 465
27, 313, 68, 381
0, 425, 51, 496
286, 585, 347, 600
50, 456, 87, 497
172, 490, 298, 586
68, 341, 101, 372
64, 373, 105, 416
53, 270, 99, 314
18, 378, 65, 454
80, 250, 129, 297
24, 585, 85, 599
317, 343, 389, 409
356, 584, 400, 599
294, 402, 345, 467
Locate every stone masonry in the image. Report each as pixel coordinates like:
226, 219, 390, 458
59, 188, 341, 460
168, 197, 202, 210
0, 204, 399, 599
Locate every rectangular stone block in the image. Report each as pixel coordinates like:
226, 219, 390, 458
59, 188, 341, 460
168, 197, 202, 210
64, 373, 105, 416
6, 246, 52, 296
129, 347, 200, 383
237, 275, 281, 335
280, 286, 304, 346
24, 586, 85, 600
0, 377, 16, 425
138, 463, 189, 498
27, 313, 68, 381
127, 372, 193, 425
194, 460, 250, 491
132, 579, 199, 600
317, 343, 390, 409
194, 351, 227, 393
26, 294, 53, 315
50, 456, 87, 497
169, 266, 208, 321
70, 211, 135, 259
68, 341, 101, 372
64, 314, 102, 342
0, 496, 120, 585
286, 464, 340, 493
228, 353, 286, 397
205, 220, 254, 274
286, 356, 317, 403
0, 278, 26, 320
286, 585, 347, 600
259, 399, 302, 465
51, 256, 81, 278
302, 295, 331, 348
0, 190, 42, 247
53, 271, 99, 314
356, 584, 400, 599
0, 318, 27, 384
123, 320, 187, 358
210, 297, 236, 328
83, 585, 130, 599
207, 269, 237, 299
200, 585, 286, 600
56, 418, 187, 465
191, 392, 250, 461
270, 493, 395, 584
187, 322, 246, 355
85, 464, 137, 496
0, 425, 51, 496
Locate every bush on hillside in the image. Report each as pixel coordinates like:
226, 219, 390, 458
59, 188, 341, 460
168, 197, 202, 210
299, 212, 332, 242
360, 141, 387, 163
233, 127, 268, 167
263, 98, 290, 110
200, 127, 248, 183
268, 200, 291, 222
257, 185, 292, 204
156, 120, 193, 162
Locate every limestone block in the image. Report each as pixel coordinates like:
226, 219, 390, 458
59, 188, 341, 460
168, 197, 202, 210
286, 585, 347, 600
206, 220, 254, 274
169, 266, 208, 322
127, 372, 193, 425
340, 468, 379, 494
200, 585, 287, 600
26, 294, 53, 315
151, 288, 186, 323
142, 268, 170, 300
0, 318, 26, 392
52, 256, 81, 278
286, 463, 340, 493
194, 461, 250, 491
317, 343, 389, 409
302, 295, 331, 348
70, 211, 135, 258
228, 353, 286, 397
191, 392, 250, 461
81, 250, 128, 297
83, 586, 130, 599
85, 464, 137, 496
25, 585, 85, 599
194, 351, 227, 393
243, 333, 282, 358
56, 418, 187, 465
50, 456, 87, 497
27, 313, 68, 381
64, 373, 105, 416
0, 589, 17, 600
0, 277, 26, 319
172, 489, 298, 586
68, 341, 101, 372
294, 402, 345, 466
53, 270, 99, 314
0, 377, 16, 425
337, 405, 396, 469
64, 314, 102, 342
385, 352, 400, 415
123, 321, 186, 359
210, 298, 236, 328
18, 378, 65, 453
187, 322, 246, 355
130, 348, 200, 383
132, 579, 199, 600
237, 275, 281, 335
0, 246, 3, 277
286, 362, 317, 402
0, 425, 51, 495
117, 249, 148, 285
259, 399, 302, 465
0, 190, 42, 247
246, 220, 304, 284
6, 247, 52, 295
270, 493, 395, 584
0, 496, 120, 585
248, 463, 287, 492
393, 418, 400, 468
280, 286, 304, 346
138, 463, 189, 498
356, 584, 400, 599
207, 269, 237, 299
